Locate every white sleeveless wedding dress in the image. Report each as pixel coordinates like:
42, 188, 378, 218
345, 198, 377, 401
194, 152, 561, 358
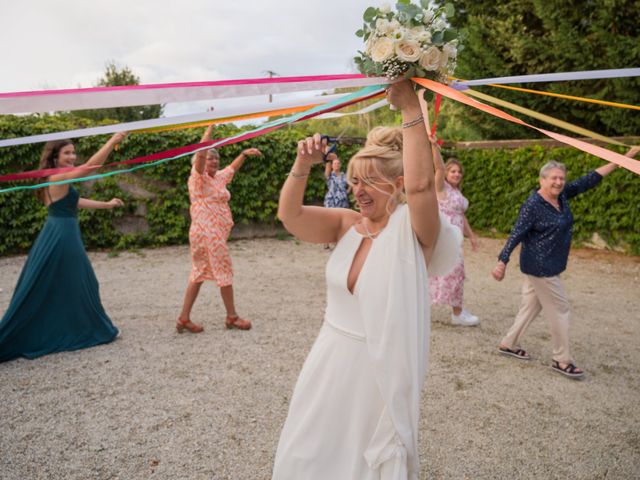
272, 204, 460, 480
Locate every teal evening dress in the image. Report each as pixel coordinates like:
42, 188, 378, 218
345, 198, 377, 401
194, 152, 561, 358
0, 187, 118, 362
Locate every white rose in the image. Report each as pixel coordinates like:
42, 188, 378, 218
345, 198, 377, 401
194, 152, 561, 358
422, 9, 434, 23
376, 18, 391, 34
443, 42, 457, 59
370, 37, 395, 63
433, 18, 447, 31
379, 3, 391, 14
395, 39, 422, 62
389, 19, 400, 30
420, 46, 442, 71
408, 26, 424, 41
408, 27, 431, 43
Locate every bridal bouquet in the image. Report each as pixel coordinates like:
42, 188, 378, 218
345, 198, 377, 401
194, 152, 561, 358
354, 1, 459, 83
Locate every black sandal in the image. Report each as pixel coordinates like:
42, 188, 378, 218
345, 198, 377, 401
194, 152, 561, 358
498, 346, 530, 360
551, 360, 584, 379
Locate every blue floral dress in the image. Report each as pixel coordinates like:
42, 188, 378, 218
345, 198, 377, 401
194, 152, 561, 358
324, 172, 349, 208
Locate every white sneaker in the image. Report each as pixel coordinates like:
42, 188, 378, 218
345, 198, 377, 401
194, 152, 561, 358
451, 309, 480, 326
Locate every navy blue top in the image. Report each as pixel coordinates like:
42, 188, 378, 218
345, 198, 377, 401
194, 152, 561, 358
498, 170, 603, 277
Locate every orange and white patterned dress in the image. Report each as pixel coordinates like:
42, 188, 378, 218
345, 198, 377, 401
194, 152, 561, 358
188, 165, 235, 286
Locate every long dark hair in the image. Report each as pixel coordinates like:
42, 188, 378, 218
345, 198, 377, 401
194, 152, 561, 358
36, 139, 73, 202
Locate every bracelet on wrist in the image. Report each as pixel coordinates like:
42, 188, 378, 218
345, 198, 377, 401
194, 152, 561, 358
402, 114, 424, 129
289, 169, 309, 178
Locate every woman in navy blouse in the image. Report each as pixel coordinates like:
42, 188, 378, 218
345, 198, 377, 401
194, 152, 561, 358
491, 147, 639, 379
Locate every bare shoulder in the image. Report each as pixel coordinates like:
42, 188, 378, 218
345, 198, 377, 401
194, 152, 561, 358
338, 209, 361, 239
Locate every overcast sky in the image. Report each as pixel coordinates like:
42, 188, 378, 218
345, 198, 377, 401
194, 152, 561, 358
1, 0, 377, 116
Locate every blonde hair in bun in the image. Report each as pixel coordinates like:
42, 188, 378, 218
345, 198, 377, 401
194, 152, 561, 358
346, 127, 406, 210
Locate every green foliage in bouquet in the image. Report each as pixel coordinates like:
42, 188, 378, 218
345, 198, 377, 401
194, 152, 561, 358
354, 1, 460, 82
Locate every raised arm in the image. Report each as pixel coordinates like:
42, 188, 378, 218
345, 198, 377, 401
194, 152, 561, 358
50, 132, 128, 182
324, 159, 332, 180
418, 90, 446, 200
596, 146, 639, 177
430, 136, 447, 200
229, 148, 262, 172
193, 124, 215, 174
387, 80, 440, 260
85, 132, 128, 167
277, 134, 358, 243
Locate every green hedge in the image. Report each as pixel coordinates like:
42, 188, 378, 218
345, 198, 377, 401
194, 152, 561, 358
0, 115, 637, 255
0, 116, 361, 255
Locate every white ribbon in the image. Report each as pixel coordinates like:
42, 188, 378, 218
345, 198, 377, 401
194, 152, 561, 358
455, 68, 640, 87
0, 93, 352, 147
0, 75, 387, 115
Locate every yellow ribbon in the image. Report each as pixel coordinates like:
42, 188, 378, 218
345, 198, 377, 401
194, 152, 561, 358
461, 88, 628, 147
485, 84, 640, 111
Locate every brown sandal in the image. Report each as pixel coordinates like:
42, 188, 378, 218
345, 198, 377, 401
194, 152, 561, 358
225, 315, 252, 330
176, 317, 204, 334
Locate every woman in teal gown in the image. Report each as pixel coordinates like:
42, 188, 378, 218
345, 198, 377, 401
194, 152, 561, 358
0, 132, 128, 362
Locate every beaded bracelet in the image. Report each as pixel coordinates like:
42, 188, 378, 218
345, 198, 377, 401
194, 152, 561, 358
402, 114, 424, 129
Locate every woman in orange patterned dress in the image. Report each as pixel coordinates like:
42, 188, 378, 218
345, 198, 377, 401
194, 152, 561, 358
177, 124, 262, 333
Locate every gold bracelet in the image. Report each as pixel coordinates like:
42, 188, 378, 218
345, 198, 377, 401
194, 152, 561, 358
402, 114, 424, 129
289, 169, 309, 178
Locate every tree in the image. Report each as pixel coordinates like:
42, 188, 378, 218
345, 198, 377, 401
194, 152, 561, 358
438, 0, 640, 140
76, 61, 164, 122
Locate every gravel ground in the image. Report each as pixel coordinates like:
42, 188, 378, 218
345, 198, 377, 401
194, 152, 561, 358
0, 237, 638, 480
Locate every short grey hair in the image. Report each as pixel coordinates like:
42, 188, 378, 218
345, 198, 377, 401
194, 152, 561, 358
539, 161, 567, 178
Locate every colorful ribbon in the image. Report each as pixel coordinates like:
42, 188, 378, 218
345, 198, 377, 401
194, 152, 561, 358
412, 78, 640, 175
0, 85, 386, 191
0, 74, 386, 115
452, 68, 640, 88
430, 94, 442, 137
484, 84, 640, 111
462, 89, 628, 147
0, 93, 350, 148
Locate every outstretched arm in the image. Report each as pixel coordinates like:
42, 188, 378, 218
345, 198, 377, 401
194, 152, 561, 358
596, 146, 640, 177
229, 148, 262, 172
78, 197, 124, 210
387, 80, 440, 261
85, 132, 128, 167
50, 132, 128, 182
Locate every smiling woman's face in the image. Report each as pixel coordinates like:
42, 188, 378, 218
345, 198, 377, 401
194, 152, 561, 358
349, 163, 402, 221
539, 168, 566, 199
55, 144, 77, 167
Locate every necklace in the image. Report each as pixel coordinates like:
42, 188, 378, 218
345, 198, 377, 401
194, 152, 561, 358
362, 219, 383, 240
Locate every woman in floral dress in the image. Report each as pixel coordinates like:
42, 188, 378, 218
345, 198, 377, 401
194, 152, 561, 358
176, 124, 262, 333
323, 153, 350, 209
428, 137, 480, 326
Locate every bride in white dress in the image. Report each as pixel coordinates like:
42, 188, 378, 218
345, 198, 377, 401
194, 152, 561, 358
273, 80, 461, 480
